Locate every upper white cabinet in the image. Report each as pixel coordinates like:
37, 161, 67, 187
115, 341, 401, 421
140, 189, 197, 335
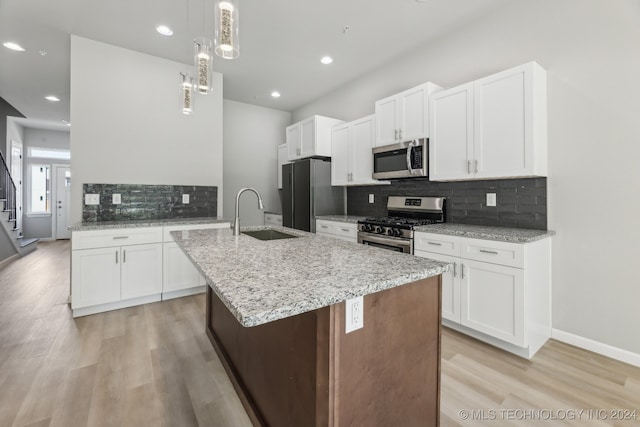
374, 82, 443, 147
331, 115, 389, 186
277, 143, 289, 189
286, 115, 344, 161
429, 62, 547, 181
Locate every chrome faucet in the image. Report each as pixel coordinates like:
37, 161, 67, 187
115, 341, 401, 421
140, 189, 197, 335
233, 187, 265, 235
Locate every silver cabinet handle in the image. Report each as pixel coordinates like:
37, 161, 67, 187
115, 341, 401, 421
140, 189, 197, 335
320, 225, 328, 229
341, 228, 350, 233
475, 159, 479, 174
453, 262, 457, 278
398, 129, 402, 139
479, 249, 499, 255
394, 129, 398, 140
467, 160, 471, 174
461, 263, 465, 279
113, 236, 129, 240
115, 250, 118, 264
123, 249, 126, 263
427, 242, 442, 246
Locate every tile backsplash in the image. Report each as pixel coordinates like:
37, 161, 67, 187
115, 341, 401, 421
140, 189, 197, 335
347, 177, 547, 230
82, 183, 218, 222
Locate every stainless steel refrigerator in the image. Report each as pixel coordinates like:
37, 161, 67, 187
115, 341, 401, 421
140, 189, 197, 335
282, 158, 345, 232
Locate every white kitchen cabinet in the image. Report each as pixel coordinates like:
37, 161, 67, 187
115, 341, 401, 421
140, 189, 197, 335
415, 250, 460, 323
429, 62, 547, 181
331, 115, 389, 186
264, 212, 283, 226
162, 222, 230, 299
428, 82, 474, 181
374, 82, 442, 147
315, 219, 358, 243
414, 231, 551, 359
277, 143, 289, 189
286, 115, 344, 161
120, 243, 163, 300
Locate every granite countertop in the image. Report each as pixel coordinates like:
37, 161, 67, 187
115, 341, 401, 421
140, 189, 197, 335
414, 223, 555, 243
171, 225, 449, 327
70, 217, 231, 231
315, 215, 367, 224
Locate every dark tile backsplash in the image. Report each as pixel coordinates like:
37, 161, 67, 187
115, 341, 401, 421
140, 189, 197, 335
82, 184, 218, 222
347, 177, 547, 230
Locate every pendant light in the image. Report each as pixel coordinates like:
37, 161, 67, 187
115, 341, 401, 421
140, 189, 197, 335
194, 37, 213, 94
214, 0, 239, 59
180, 72, 194, 115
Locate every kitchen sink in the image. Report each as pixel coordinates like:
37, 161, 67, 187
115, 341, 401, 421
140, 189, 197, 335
241, 229, 300, 241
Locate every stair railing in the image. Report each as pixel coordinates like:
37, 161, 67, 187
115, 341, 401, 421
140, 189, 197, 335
0, 151, 17, 228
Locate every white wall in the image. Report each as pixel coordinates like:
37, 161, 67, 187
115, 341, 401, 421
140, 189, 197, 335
293, 0, 640, 355
70, 36, 223, 224
223, 99, 291, 225
22, 128, 70, 239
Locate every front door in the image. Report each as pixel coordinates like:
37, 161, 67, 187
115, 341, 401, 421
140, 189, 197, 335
55, 166, 71, 239
10, 140, 23, 232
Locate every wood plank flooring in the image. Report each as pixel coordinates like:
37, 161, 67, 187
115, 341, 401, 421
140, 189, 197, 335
1, 240, 639, 426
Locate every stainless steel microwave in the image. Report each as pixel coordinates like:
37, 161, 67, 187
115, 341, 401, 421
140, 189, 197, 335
372, 138, 428, 180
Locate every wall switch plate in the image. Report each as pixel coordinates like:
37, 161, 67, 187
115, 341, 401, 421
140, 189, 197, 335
85, 194, 100, 205
368, 194, 375, 203
345, 296, 364, 333
182, 194, 190, 204
486, 193, 497, 207
112, 194, 122, 204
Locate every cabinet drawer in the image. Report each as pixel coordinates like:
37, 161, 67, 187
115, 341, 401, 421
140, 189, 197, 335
461, 239, 524, 268
316, 220, 357, 241
72, 227, 163, 250
163, 222, 230, 241
414, 232, 460, 256
264, 214, 283, 226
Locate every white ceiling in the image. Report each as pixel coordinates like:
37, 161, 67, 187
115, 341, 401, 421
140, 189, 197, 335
0, 0, 513, 130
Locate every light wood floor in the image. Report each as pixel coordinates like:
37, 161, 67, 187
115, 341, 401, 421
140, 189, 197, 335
1, 241, 639, 427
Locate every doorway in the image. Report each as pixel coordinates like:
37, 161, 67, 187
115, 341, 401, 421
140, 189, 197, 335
10, 140, 23, 232
54, 165, 71, 240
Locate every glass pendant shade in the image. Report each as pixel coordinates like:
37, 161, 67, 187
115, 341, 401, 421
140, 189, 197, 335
180, 73, 194, 115
214, 0, 239, 59
194, 37, 213, 94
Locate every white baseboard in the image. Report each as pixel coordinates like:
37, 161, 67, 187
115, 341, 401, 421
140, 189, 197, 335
552, 329, 640, 368
0, 254, 19, 270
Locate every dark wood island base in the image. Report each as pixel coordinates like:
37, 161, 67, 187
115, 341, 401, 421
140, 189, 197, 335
206, 276, 442, 427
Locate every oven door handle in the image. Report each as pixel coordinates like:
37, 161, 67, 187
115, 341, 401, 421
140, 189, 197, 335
359, 233, 412, 252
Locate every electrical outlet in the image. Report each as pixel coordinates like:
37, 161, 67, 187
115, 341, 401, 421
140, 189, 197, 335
85, 194, 100, 205
112, 193, 122, 204
182, 194, 190, 204
486, 193, 497, 207
368, 194, 375, 204
345, 296, 364, 333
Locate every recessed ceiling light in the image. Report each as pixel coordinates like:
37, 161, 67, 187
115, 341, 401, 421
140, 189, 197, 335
3, 42, 25, 52
45, 95, 61, 102
321, 56, 333, 65
156, 25, 174, 36
271, 91, 281, 98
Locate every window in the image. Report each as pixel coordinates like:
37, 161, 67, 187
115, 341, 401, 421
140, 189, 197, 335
28, 147, 71, 160
30, 164, 51, 214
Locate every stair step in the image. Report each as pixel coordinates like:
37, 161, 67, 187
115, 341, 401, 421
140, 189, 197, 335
19, 238, 38, 248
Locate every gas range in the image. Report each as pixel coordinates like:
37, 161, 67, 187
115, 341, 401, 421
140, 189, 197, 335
357, 196, 445, 254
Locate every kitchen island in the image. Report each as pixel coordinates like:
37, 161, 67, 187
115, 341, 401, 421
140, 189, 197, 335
172, 226, 450, 427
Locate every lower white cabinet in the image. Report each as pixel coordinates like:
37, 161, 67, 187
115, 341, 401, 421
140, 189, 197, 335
414, 231, 551, 359
315, 219, 358, 243
71, 222, 229, 316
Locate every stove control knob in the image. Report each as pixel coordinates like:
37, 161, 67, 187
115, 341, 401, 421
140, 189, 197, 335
386, 228, 394, 236
393, 228, 402, 237
365, 224, 373, 232
375, 226, 383, 234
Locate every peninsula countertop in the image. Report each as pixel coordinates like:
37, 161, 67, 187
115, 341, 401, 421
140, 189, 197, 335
414, 223, 555, 243
171, 225, 449, 327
